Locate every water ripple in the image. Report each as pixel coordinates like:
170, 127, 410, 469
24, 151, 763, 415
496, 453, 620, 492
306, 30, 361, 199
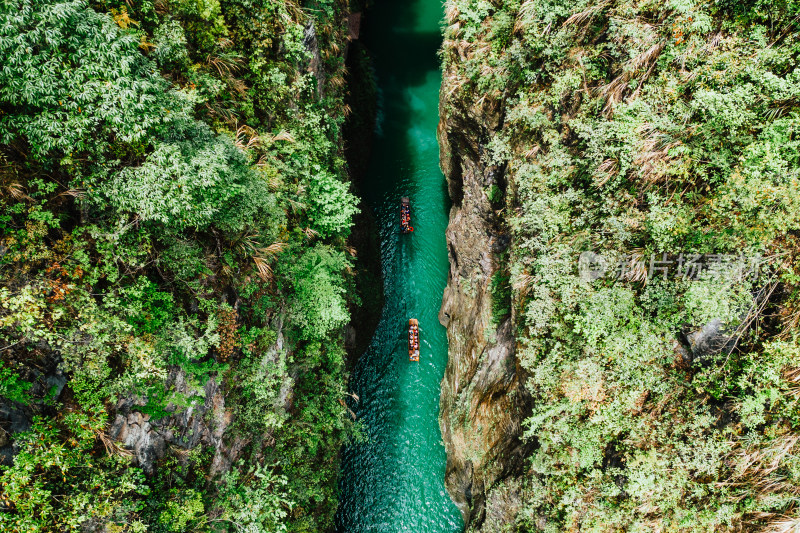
335, 1, 463, 528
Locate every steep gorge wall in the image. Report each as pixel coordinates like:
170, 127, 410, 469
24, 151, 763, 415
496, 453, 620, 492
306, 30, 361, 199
436, 0, 800, 530
437, 79, 532, 529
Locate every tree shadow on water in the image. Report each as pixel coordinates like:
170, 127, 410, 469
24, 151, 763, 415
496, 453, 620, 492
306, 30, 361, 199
359, 0, 444, 203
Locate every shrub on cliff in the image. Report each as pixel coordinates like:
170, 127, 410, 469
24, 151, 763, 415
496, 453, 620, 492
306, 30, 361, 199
0, 0, 359, 530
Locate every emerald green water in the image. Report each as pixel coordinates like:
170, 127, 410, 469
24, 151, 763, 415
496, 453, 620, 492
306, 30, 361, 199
336, 1, 463, 531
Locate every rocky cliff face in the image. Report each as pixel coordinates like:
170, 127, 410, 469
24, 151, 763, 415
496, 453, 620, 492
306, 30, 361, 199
437, 83, 533, 528
108, 325, 291, 476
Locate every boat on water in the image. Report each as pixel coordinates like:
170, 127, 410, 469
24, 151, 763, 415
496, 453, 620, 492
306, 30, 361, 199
408, 318, 420, 361
400, 197, 413, 233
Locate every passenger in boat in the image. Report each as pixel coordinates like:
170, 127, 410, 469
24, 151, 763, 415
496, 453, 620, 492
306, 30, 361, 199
401, 201, 411, 233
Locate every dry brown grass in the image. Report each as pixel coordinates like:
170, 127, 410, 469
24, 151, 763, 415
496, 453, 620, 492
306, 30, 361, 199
0, 155, 32, 202
514, 0, 558, 35
252, 242, 287, 282
286, 183, 307, 214
784, 367, 800, 400
339, 398, 357, 420
205, 53, 243, 78
234, 124, 261, 151
58, 188, 87, 199
718, 419, 800, 531
762, 516, 800, 533
204, 100, 237, 125
302, 226, 320, 240
95, 429, 133, 458
593, 157, 619, 187
445, 1, 460, 25
443, 69, 469, 99
618, 248, 648, 283
716, 434, 800, 532
512, 271, 535, 298
729, 435, 799, 485
781, 305, 800, 339
228, 77, 249, 97
562, 2, 610, 29
269, 130, 296, 143
328, 73, 346, 89
597, 41, 665, 115
633, 122, 683, 187
6, 182, 32, 202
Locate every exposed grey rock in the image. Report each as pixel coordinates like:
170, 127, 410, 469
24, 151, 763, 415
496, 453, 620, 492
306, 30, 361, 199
685, 318, 739, 363
45, 371, 67, 400
0, 402, 31, 435
303, 21, 325, 97
109, 327, 290, 474
472, 478, 525, 533
109, 367, 236, 473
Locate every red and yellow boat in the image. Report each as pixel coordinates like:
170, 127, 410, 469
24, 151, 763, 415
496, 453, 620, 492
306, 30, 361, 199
400, 197, 413, 233
408, 318, 420, 361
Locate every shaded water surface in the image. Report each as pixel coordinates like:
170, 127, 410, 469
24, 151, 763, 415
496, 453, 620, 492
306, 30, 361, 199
336, 0, 463, 531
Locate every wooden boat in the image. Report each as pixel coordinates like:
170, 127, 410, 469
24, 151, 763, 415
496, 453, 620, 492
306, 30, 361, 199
400, 197, 413, 233
408, 318, 420, 361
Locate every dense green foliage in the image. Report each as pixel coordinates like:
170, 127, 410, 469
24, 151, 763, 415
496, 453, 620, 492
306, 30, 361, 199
442, 0, 800, 530
0, 0, 360, 530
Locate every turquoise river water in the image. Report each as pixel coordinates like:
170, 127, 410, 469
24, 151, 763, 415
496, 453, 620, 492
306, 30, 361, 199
335, 0, 464, 531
